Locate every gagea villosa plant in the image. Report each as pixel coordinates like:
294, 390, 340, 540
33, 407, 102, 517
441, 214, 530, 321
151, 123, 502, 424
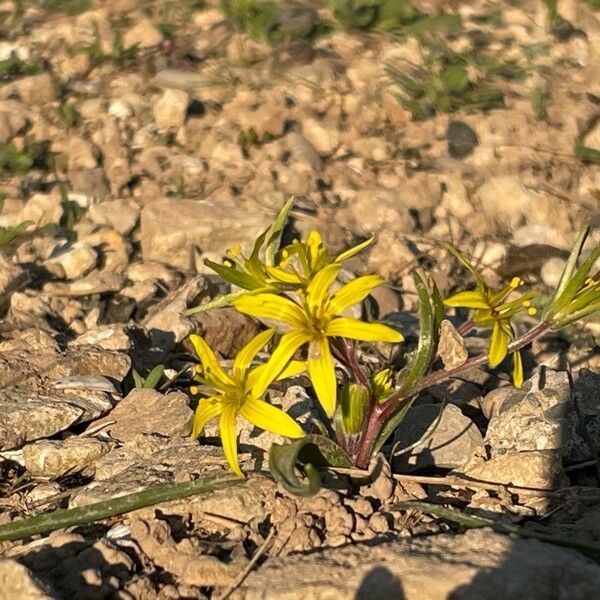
186, 200, 600, 494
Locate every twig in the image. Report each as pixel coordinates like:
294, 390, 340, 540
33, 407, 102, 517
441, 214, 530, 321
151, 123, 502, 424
215, 528, 276, 600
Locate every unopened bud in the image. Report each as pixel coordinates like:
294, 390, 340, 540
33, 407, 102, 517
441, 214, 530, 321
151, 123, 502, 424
340, 383, 369, 435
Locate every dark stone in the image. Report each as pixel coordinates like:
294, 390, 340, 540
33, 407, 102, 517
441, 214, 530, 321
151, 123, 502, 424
446, 121, 478, 158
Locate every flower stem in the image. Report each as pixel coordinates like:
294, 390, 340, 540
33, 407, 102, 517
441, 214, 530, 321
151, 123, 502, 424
353, 319, 552, 468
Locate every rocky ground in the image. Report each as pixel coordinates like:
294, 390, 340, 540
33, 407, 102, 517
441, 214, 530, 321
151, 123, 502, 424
0, 0, 600, 598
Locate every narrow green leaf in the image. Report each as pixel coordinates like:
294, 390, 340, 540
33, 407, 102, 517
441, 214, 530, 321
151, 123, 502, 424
265, 197, 294, 267
143, 364, 165, 389
398, 270, 435, 395
132, 369, 144, 389
444, 243, 487, 290
394, 501, 600, 553
203, 259, 263, 291
0, 474, 239, 542
183, 289, 249, 316
548, 225, 589, 311
372, 396, 416, 456
551, 244, 600, 314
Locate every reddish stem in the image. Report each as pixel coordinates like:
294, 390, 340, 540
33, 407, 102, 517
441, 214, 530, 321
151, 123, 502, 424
353, 320, 552, 468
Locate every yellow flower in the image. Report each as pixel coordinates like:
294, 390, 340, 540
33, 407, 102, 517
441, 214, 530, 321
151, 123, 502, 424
265, 230, 374, 289
372, 369, 394, 403
233, 264, 404, 417
444, 267, 536, 388
189, 329, 305, 477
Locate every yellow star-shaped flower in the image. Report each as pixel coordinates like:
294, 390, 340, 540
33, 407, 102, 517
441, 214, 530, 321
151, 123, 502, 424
233, 264, 403, 417
190, 329, 305, 477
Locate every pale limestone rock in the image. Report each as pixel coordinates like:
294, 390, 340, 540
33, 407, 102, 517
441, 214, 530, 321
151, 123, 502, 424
392, 404, 484, 471
140, 197, 273, 271
238, 528, 600, 600
123, 18, 164, 49
23, 437, 111, 479
153, 89, 190, 129
45, 243, 98, 280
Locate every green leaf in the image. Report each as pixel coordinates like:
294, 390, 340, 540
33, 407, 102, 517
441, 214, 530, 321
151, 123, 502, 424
132, 369, 145, 388
398, 270, 436, 395
440, 65, 470, 95
143, 365, 165, 389
372, 396, 415, 456
551, 244, 600, 314
203, 259, 263, 291
264, 197, 294, 267
444, 243, 488, 291
548, 225, 589, 311
268, 434, 352, 497
184, 289, 251, 316
0, 474, 239, 542
0, 220, 33, 246
393, 501, 600, 554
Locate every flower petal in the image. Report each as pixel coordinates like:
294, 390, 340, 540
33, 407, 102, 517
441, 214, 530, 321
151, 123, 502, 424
512, 350, 523, 389
191, 396, 223, 439
326, 318, 404, 343
239, 396, 305, 438
307, 337, 337, 417
443, 289, 490, 310
250, 330, 310, 397
219, 406, 243, 478
189, 334, 234, 388
335, 236, 374, 263
247, 359, 306, 390
328, 274, 384, 315
233, 329, 276, 380
306, 264, 341, 313
488, 320, 510, 367
233, 293, 306, 329
265, 266, 304, 285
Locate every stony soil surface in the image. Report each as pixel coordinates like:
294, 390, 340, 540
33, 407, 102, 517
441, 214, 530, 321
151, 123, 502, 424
0, 0, 599, 598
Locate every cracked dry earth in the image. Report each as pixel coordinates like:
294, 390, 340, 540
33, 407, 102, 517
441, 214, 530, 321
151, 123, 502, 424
1, 0, 600, 598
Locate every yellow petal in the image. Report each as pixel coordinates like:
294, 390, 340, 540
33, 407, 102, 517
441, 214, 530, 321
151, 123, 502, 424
444, 289, 490, 310
265, 266, 304, 285
248, 359, 307, 390
512, 350, 523, 389
488, 321, 509, 367
233, 329, 276, 380
335, 236, 374, 263
328, 274, 384, 315
307, 337, 337, 417
233, 293, 306, 329
251, 330, 310, 397
191, 396, 222, 439
189, 334, 234, 388
219, 406, 243, 478
306, 264, 341, 313
239, 396, 305, 438
306, 230, 326, 270
326, 318, 404, 343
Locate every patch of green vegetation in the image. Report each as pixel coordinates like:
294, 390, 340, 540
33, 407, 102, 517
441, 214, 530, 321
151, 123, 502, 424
0, 141, 52, 176
133, 365, 166, 389
58, 101, 81, 128
585, 0, 600, 9
0, 195, 33, 247
220, 0, 327, 44
385, 59, 504, 120
531, 85, 549, 120
219, 0, 460, 43
238, 127, 274, 158
0, 52, 42, 80
30, 0, 92, 15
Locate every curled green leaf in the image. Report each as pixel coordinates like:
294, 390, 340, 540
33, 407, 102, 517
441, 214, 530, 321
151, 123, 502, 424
268, 434, 352, 497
